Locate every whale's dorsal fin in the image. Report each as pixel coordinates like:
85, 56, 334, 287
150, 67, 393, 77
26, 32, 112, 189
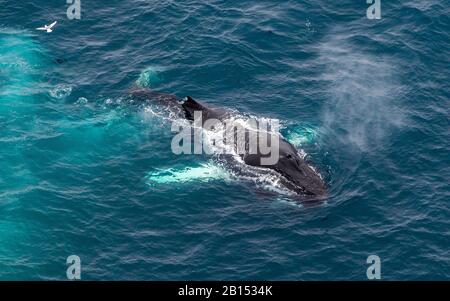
183, 96, 204, 110
182, 96, 206, 120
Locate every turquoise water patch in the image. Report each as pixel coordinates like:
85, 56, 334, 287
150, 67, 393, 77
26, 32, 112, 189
0, 30, 47, 193
0, 30, 47, 108
135, 66, 162, 88
48, 107, 144, 161
0, 219, 31, 279
282, 124, 318, 147
146, 162, 230, 186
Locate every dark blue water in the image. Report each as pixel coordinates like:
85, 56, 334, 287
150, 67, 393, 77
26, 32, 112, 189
0, 0, 449, 280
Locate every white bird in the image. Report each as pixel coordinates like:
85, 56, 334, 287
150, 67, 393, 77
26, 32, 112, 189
36, 21, 57, 33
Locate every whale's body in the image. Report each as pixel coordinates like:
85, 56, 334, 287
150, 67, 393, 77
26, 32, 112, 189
131, 88, 327, 201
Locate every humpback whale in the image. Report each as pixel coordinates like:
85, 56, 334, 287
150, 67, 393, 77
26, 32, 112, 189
130, 88, 327, 201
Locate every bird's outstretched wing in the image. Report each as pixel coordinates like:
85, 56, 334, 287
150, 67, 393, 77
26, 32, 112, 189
48, 21, 57, 29
36, 27, 47, 30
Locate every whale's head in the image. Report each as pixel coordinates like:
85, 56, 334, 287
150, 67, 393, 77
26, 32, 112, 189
243, 137, 327, 200
274, 154, 327, 200
270, 139, 327, 200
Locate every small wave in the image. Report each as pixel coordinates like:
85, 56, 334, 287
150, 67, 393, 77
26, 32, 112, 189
49, 84, 73, 99
76, 97, 89, 105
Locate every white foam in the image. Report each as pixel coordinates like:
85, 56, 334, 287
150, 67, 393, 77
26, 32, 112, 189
76, 97, 88, 105
49, 84, 72, 99
146, 161, 230, 185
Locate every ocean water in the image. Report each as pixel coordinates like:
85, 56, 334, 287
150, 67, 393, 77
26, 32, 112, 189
0, 0, 449, 280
